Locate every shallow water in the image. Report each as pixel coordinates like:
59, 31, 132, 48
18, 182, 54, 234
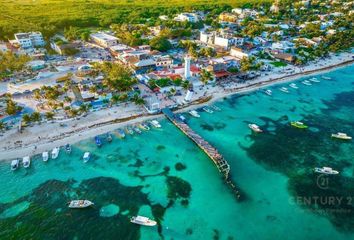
0, 65, 353, 240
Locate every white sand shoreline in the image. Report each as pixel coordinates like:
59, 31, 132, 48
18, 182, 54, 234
0, 52, 353, 161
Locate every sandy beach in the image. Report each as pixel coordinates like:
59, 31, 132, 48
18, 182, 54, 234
0, 52, 353, 161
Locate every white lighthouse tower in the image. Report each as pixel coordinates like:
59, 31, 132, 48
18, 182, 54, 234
184, 55, 191, 79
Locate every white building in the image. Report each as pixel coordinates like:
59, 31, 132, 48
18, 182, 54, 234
200, 31, 214, 44
184, 56, 191, 79
90, 32, 118, 48
230, 47, 249, 59
174, 13, 199, 23
14, 32, 45, 49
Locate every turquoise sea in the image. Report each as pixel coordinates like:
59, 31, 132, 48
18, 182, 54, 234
0, 64, 353, 240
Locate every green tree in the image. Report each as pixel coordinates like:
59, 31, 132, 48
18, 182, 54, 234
0, 121, 5, 131
98, 62, 137, 91
5, 98, 22, 115
22, 114, 31, 124
31, 112, 41, 122
200, 69, 213, 84
149, 36, 172, 51
45, 111, 55, 120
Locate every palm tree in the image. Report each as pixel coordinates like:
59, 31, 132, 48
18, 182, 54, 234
45, 111, 55, 120
31, 112, 42, 122
22, 114, 32, 125
200, 69, 213, 85
0, 121, 5, 131
182, 81, 191, 90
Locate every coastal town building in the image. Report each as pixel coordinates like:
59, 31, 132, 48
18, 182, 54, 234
230, 47, 249, 59
90, 32, 118, 48
174, 13, 199, 22
13, 32, 45, 49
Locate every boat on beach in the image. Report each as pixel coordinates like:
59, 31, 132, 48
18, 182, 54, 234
279, 87, 289, 93
42, 151, 49, 162
248, 124, 263, 133
106, 133, 113, 142
331, 132, 352, 140
11, 159, 20, 171
202, 107, 213, 113
290, 121, 308, 129
95, 136, 102, 147
117, 129, 126, 138
68, 200, 94, 209
264, 89, 272, 96
83, 152, 91, 163
150, 120, 161, 128
65, 144, 72, 154
189, 110, 200, 118
314, 167, 339, 175
289, 83, 298, 89
130, 216, 157, 226
23, 156, 30, 168
52, 147, 60, 159
309, 77, 320, 83
302, 80, 312, 86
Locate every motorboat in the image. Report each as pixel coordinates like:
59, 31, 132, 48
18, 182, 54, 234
65, 144, 72, 154
95, 136, 102, 147
68, 200, 94, 209
321, 76, 331, 80
248, 124, 263, 133
23, 156, 31, 168
202, 107, 213, 114
11, 159, 20, 171
314, 167, 339, 175
302, 80, 312, 86
264, 89, 272, 96
42, 151, 49, 162
83, 152, 91, 163
289, 83, 298, 89
126, 126, 134, 135
290, 121, 308, 129
150, 120, 161, 128
117, 129, 126, 138
134, 126, 142, 134
130, 216, 157, 226
210, 105, 221, 111
52, 147, 60, 159
189, 110, 200, 118
279, 87, 289, 93
331, 132, 352, 140
309, 77, 320, 83
178, 114, 186, 122
139, 123, 150, 131
106, 133, 113, 142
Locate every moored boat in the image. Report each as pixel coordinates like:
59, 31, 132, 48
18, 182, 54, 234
68, 200, 94, 209
290, 121, 308, 129
321, 76, 331, 80
289, 83, 298, 89
65, 144, 72, 154
314, 167, 339, 175
150, 120, 161, 128
117, 129, 126, 138
331, 132, 352, 140
83, 152, 91, 163
133, 126, 142, 134
202, 107, 213, 113
130, 216, 157, 226
51, 147, 60, 159
106, 133, 113, 142
210, 105, 221, 111
302, 80, 312, 86
248, 124, 263, 133
95, 136, 102, 147
139, 123, 150, 131
264, 89, 272, 96
279, 87, 289, 93
23, 156, 30, 168
42, 151, 49, 162
178, 114, 186, 122
309, 77, 320, 83
11, 159, 20, 171
125, 126, 134, 135
189, 110, 200, 118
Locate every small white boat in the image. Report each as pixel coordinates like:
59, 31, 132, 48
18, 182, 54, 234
23, 156, 30, 168
309, 77, 320, 83
139, 123, 150, 131
83, 152, 91, 163
321, 76, 331, 80
302, 80, 312, 86
42, 152, 49, 162
248, 124, 263, 133
203, 107, 213, 114
130, 215, 157, 226
65, 144, 72, 154
314, 167, 339, 175
189, 110, 200, 118
117, 129, 126, 138
150, 120, 161, 128
51, 147, 60, 159
279, 87, 289, 93
133, 126, 142, 134
210, 105, 221, 111
289, 83, 298, 89
331, 132, 352, 140
264, 89, 272, 96
178, 114, 186, 122
11, 159, 20, 171
68, 200, 94, 209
